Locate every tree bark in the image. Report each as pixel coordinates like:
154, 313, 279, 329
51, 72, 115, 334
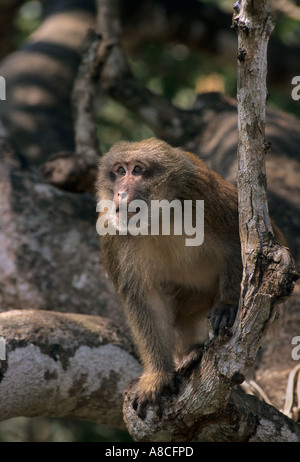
0, 309, 140, 430
234, 0, 299, 373
0, 3, 96, 163
41, 29, 108, 193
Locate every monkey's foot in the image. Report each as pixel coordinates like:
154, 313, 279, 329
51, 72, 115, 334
129, 371, 180, 420
176, 344, 204, 377
209, 302, 238, 335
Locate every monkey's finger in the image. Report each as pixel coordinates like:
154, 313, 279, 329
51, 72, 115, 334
218, 305, 237, 334
154, 401, 163, 420
136, 401, 148, 420
169, 374, 182, 394
132, 396, 148, 420
132, 396, 138, 411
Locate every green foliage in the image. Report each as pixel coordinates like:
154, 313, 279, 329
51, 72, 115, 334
273, 16, 300, 46
14, 0, 300, 149
130, 42, 237, 106
98, 42, 238, 150
98, 99, 154, 154
14, 1, 42, 47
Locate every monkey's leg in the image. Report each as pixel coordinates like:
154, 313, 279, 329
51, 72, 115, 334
125, 289, 177, 419
174, 304, 208, 377
209, 257, 241, 335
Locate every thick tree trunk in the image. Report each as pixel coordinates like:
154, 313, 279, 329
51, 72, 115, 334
0, 309, 140, 430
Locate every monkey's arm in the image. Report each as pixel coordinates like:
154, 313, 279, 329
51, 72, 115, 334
99, 238, 177, 416
124, 288, 176, 418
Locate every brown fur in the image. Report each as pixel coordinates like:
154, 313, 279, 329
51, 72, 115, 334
96, 137, 285, 418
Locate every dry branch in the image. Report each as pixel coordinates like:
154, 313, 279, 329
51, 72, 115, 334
232, 0, 299, 375
0, 309, 140, 430
98, 0, 205, 146
41, 28, 108, 194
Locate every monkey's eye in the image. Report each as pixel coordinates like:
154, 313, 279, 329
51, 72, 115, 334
116, 166, 126, 175
132, 165, 142, 175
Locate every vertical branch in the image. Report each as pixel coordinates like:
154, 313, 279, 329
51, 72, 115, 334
97, 0, 122, 41
72, 29, 103, 159
42, 10, 113, 193
96, 0, 130, 85
225, 0, 299, 375
234, 0, 274, 259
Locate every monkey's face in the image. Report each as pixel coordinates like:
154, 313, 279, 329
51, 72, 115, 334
100, 157, 163, 233
97, 138, 194, 235
110, 160, 151, 211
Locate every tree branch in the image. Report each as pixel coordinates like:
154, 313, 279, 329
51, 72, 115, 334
231, 0, 299, 376
123, 328, 300, 441
1, 308, 299, 441
0, 309, 140, 430
41, 28, 110, 194
98, 0, 205, 146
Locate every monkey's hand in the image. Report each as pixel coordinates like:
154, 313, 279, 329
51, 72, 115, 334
130, 371, 179, 420
209, 302, 238, 335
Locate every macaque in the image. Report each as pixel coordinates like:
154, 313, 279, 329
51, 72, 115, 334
96, 137, 285, 418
